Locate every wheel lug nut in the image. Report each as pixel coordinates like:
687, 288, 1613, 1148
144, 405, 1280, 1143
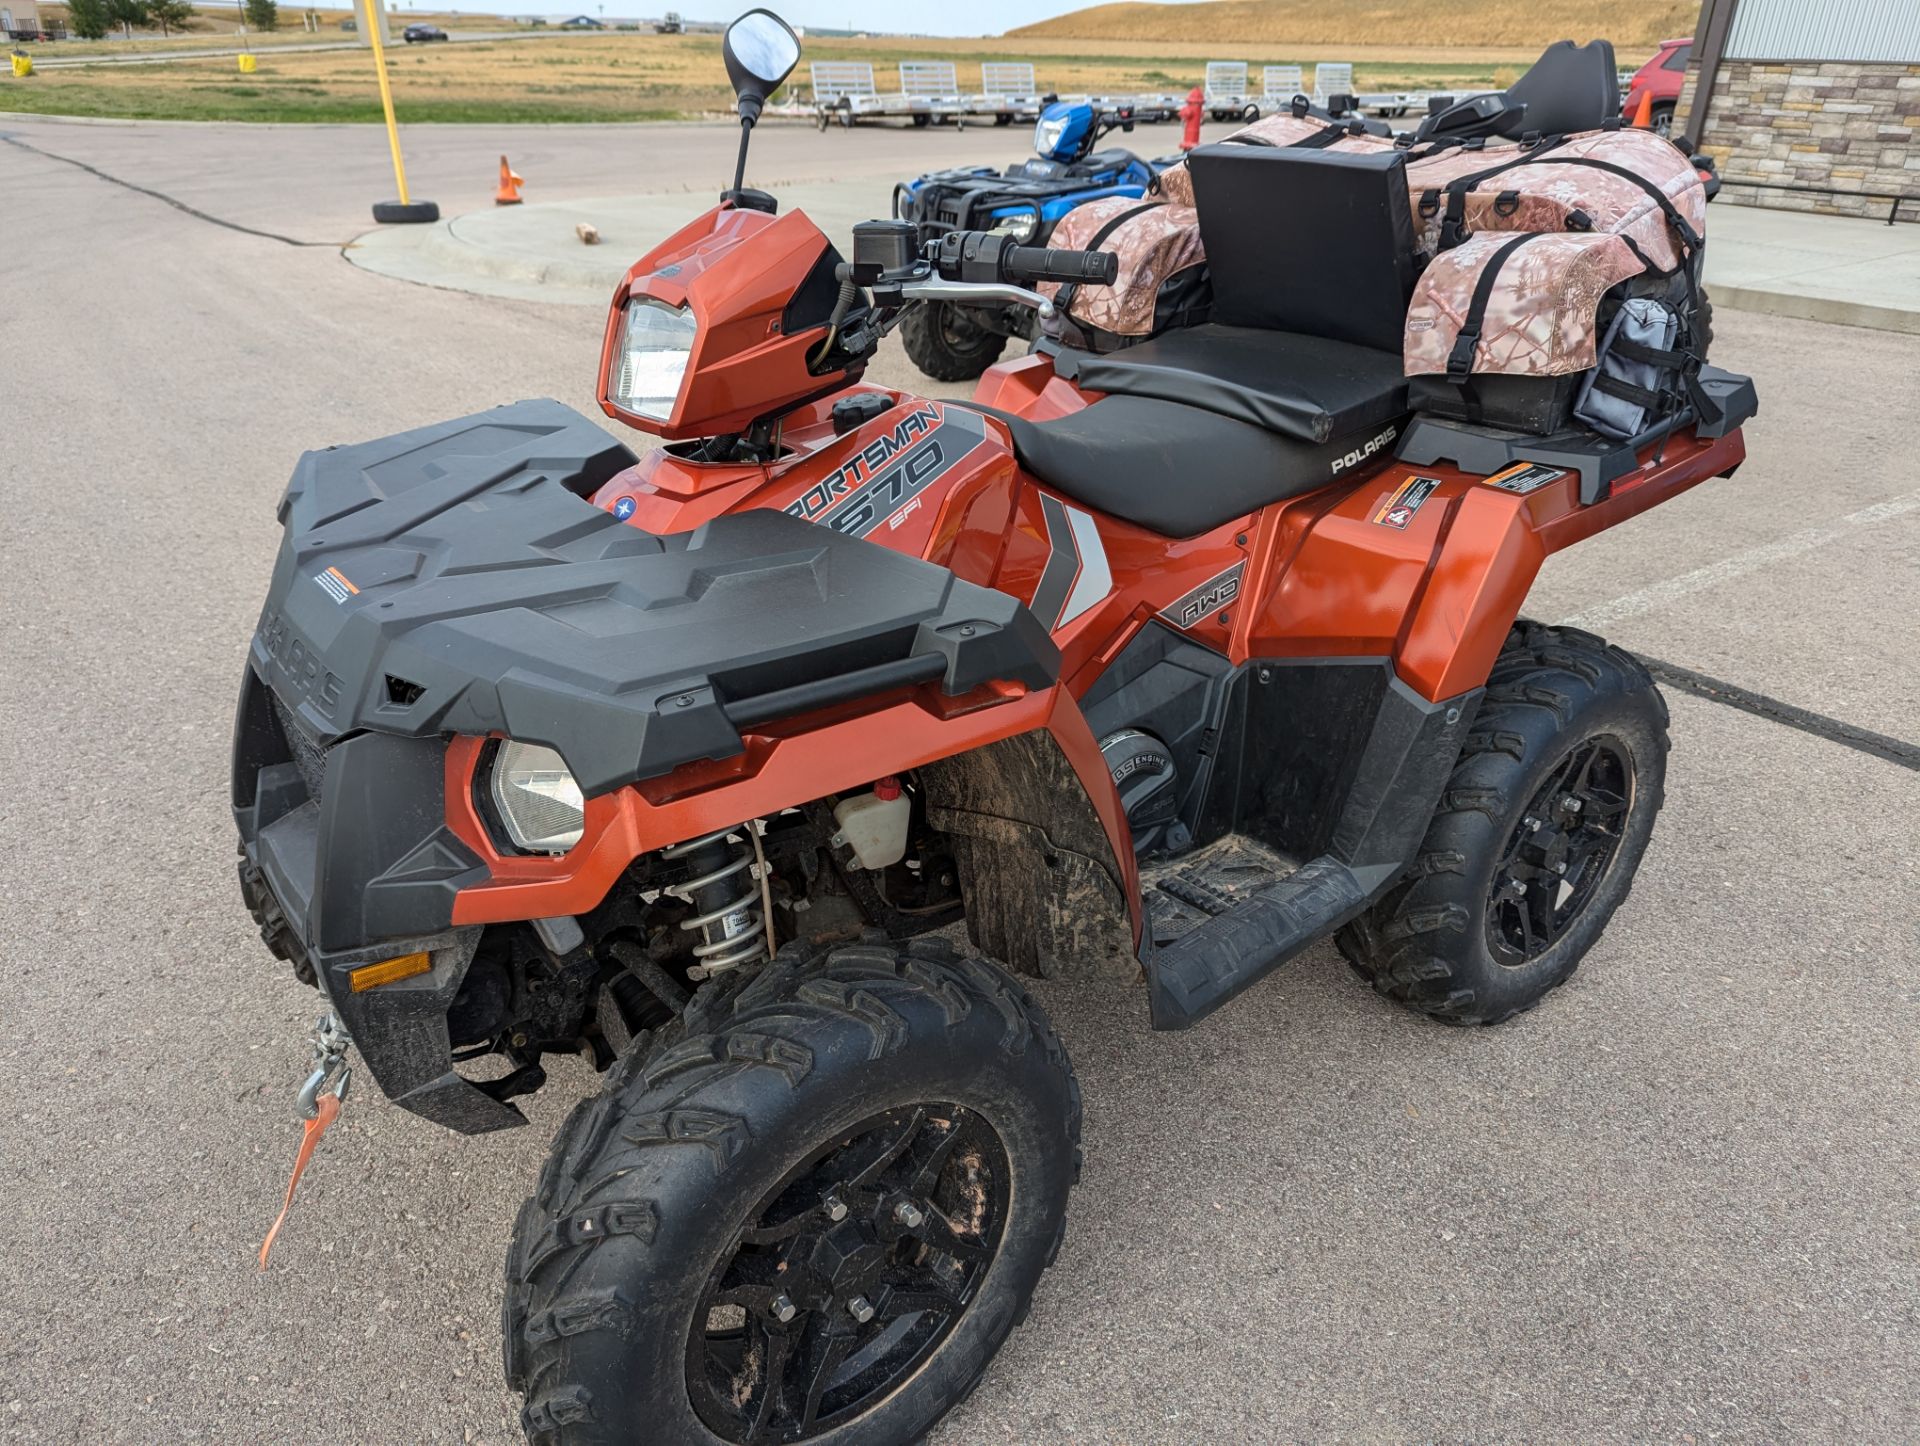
893, 1201, 924, 1228
824, 1193, 848, 1222
847, 1295, 875, 1324
770, 1294, 797, 1323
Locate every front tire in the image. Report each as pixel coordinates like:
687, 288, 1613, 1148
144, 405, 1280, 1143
1337, 624, 1669, 1025
505, 938, 1081, 1444
899, 301, 1010, 382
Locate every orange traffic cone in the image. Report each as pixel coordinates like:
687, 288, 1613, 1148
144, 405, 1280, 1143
1631, 88, 1654, 129
496, 155, 525, 205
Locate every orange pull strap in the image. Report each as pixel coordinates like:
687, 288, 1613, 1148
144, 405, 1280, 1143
257, 1091, 342, 1271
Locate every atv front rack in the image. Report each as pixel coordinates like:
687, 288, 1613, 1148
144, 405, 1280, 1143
252, 400, 1058, 797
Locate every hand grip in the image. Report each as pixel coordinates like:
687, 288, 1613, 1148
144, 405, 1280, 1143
1002, 246, 1121, 287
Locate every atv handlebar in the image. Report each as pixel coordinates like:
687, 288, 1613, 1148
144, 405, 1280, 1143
929, 229, 1118, 290
1002, 245, 1120, 287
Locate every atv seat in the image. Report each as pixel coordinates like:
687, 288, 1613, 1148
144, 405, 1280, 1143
984, 394, 1399, 538
1048, 145, 1420, 446
1050, 326, 1408, 446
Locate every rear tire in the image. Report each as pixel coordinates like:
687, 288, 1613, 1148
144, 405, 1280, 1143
1650, 100, 1675, 137
504, 938, 1080, 1445
1336, 623, 1669, 1025
899, 301, 1010, 382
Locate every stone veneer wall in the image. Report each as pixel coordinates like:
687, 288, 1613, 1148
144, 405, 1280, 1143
1675, 59, 1920, 219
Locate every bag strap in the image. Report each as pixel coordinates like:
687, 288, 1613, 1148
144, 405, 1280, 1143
1054, 201, 1162, 312
1221, 118, 1364, 151
1541, 157, 1703, 255
1429, 135, 1571, 248
1445, 233, 1538, 382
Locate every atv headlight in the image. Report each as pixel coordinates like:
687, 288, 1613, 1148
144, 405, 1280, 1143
1033, 112, 1070, 160
609, 298, 697, 421
490, 740, 584, 853
991, 212, 1039, 243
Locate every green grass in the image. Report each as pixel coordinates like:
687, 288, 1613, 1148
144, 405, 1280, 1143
0, 84, 684, 123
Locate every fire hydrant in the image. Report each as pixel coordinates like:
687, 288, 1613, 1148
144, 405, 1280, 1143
1179, 85, 1204, 151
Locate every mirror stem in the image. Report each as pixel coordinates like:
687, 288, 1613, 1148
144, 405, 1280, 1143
731, 115, 753, 197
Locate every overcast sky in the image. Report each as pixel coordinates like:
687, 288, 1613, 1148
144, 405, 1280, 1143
410, 1, 1166, 38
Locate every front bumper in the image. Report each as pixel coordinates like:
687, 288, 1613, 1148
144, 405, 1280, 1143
232, 663, 524, 1133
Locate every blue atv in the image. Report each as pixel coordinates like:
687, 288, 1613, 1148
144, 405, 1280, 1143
892, 101, 1177, 379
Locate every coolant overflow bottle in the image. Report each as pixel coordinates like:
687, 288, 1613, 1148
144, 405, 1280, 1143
832, 777, 910, 870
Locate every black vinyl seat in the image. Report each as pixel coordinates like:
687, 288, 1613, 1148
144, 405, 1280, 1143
1050, 326, 1408, 446
1046, 145, 1420, 447
1006, 144, 1426, 533
990, 395, 1394, 538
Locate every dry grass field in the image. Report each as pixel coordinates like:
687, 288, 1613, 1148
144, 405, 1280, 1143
2, 0, 1688, 126
1012, 0, 1698, 51
0, 29, 1582, 123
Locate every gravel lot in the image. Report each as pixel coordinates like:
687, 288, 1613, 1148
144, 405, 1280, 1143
1, 116, 1915, 1444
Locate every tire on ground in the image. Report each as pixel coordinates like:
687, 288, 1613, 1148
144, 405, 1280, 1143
899, 301, 1011, 382
503, 936, 1081, 1444
1336, 622, 1670, 1025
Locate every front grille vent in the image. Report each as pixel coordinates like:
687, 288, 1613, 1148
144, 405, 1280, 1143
272, 696, 329, 803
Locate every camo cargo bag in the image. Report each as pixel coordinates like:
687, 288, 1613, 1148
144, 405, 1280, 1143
1403, 230, 1652, 434
1037, 196, 1210, 353
1403, 128, 1707, 273
1152, 106, 1391, 207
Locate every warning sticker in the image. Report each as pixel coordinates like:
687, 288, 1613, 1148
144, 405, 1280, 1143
1372, 475, 1442, 530
1484, 462, 1568, 495
314, 566, 359, 605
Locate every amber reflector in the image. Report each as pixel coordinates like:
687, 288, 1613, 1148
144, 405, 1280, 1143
348, 952, 431, 993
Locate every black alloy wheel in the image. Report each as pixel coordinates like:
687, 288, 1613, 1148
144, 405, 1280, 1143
687, 1105, 1010, 1442
505, 939, 1080, 1445
1336, 623, 1669, 1025
1485, 736, 1632, 965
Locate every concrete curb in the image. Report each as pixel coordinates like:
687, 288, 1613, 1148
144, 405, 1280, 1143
1710, 282, 1920, 336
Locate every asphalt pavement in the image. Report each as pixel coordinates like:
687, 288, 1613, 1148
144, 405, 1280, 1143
0, 116, 1916, 1444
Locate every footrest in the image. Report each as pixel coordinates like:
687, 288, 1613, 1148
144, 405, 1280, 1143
1146, 855, 1378, 1029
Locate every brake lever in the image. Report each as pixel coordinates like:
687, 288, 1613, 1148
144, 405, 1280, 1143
899, 277, 1056, 320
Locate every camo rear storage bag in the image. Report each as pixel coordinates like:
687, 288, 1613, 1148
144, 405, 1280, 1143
1152, 110, 1390, 207
1402, 230, 1650, 433
1037, 196, 1210, 353
1403, 128, 1707, 273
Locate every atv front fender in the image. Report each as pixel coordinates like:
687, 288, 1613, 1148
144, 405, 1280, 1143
443, 684, 1144, 970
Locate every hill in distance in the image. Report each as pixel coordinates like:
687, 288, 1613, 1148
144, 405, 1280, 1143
1008, 0, 1699, 51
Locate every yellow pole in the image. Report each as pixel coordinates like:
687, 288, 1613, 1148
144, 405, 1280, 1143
360, 0, 410, 205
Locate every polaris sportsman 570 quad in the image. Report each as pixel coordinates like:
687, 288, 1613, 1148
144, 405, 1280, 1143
891, 99, 1171, 379
233, 12, 1757, 1442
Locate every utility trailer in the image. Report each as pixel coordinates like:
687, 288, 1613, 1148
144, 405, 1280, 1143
899, 60, 967, 126
1310, 62, 1425, 118
965, 62, 1044, 126
1259, 64, 1304, 112
810, 61, 885, 127
1204, 61, 1257, 121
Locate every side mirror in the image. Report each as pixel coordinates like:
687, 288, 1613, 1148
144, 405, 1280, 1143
723, 8, 801, 125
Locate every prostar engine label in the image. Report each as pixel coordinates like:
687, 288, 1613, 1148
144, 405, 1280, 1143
1158, 562, 1245, 630
1483, 461, 1569, 495
785, 404, 989, 538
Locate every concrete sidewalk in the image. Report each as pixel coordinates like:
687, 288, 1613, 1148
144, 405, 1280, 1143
1706, 202, 1920, 335
347, 183, 1920, 331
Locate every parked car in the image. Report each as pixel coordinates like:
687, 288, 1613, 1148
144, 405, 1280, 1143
403, 23, 449, 42
1623, 36, 1691, 135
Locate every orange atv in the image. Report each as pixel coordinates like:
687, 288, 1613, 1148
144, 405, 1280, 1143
233, 12, 1756, 1441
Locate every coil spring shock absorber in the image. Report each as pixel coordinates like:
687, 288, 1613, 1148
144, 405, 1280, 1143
662, 826, 768, 979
